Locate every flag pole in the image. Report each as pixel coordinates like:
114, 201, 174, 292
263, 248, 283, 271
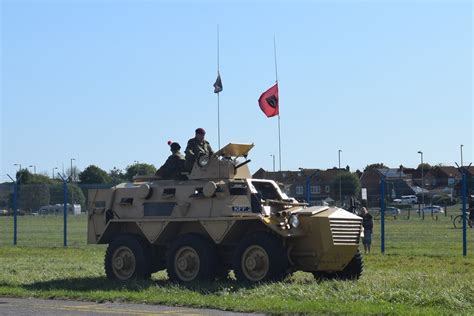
216, 24, 221, 149
273, 36, 281, 171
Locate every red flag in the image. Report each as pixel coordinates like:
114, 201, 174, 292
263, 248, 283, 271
258, 83, 279, 117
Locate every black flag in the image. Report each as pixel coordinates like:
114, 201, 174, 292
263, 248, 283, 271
213, 73, 223, 93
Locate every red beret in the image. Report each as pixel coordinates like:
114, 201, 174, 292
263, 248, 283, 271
195, 128, 206, 135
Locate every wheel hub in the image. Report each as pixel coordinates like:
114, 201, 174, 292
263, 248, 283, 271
174, 246, 200, 281
114, 257, 124, 269
241, 245, 269, 281
111, 246, 136, 280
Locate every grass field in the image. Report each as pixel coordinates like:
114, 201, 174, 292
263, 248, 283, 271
0, 209, 473, 315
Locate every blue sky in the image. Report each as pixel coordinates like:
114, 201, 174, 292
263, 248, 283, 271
1, 0, 472, 182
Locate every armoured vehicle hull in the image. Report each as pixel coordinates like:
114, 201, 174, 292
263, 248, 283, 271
88, 144, 363, 282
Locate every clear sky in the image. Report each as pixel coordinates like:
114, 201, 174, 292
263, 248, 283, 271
1, 0, 472, 182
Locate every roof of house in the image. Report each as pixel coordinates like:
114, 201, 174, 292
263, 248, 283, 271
433, 166, 462, 178
252, 168, 345, 184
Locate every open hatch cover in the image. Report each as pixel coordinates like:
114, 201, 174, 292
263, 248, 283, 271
215, 143, 254, 157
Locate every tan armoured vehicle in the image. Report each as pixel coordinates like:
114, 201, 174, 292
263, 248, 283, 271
88, 143, 363, 283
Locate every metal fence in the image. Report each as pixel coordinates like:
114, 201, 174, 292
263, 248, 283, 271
0, 173, 472, 256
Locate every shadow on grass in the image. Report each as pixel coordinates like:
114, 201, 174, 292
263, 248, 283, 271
22, 276, 264, 294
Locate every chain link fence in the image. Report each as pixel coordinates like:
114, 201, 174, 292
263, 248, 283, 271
0, 174, 472, 256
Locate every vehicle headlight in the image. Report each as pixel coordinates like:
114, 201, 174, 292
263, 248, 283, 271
289, 214, 299, 228
197, 155, 210, 167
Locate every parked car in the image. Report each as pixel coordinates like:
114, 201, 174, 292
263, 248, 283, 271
386, 207, 401, 215
401, 195, 418, 204
394, 195, 418, 205
419, 205, 444, 214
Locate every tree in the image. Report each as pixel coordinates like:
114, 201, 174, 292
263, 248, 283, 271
79, 165, 111, 184
109, 167, 126, 185
29, 173, 53, 184
331, 172, 362, 201
15, 169, 32, 184
50, 183, 86, 209
125, 163, 156, 181
417, 163, 432, 172
363, 163, 387, 172
18, 184, 50, 212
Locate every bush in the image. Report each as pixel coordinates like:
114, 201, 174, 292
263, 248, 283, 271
432, 195, 457, 206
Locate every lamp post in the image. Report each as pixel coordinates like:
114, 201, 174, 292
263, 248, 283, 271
29, 165, 36, 174
70, 158, 75, 182
417, 151, 424, 206
460, 144, 464, 167
270, 155, 275, 172
13, 163, 22, 172
52, 167, 58, 179
338, 149, 342, 207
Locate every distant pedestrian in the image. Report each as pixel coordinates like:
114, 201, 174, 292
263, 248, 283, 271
361, 207, 373, 254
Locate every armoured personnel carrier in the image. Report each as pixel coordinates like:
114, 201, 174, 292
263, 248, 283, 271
88, 143, 363, 283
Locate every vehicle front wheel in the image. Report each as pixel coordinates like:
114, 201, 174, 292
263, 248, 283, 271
166, 234, 218, 283
233, 232, 288, 283
313, 251, 363, 281
104, 235, 151, 281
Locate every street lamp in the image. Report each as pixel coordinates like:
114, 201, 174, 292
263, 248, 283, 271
13, 163, 22, 172
460, 144, 464, 167
417, 151, 424, 206
70, 158, 76, 182
338, 149, 342, 207
270, 155, 276, 172
52, 167, 58, 179
29, 165, 36, 174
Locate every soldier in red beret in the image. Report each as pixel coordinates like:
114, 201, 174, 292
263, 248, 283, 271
184, 128, 214, 172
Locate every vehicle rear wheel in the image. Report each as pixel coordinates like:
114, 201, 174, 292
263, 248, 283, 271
233, 232, 288, 283
105, 235, 151, 281
166, 234, 218, 283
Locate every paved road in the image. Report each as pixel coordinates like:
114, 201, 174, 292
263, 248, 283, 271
0, 297, 264, 316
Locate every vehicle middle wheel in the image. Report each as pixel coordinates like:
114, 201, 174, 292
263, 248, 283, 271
166, 234, 218, 283
233, 232, 288, 283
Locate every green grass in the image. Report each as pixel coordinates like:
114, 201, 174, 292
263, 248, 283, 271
0, 211, 473, 315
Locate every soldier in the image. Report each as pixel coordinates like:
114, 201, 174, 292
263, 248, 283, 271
155, 141, 186, 180
185, 128, 214, 172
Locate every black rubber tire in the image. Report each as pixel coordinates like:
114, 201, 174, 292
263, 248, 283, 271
104, 235, 151, 281
166, 234, 218, 283
233, 232, 288, 283
337, 251, 363, 280
313, 251, 363, 281
453, 215, 462, 229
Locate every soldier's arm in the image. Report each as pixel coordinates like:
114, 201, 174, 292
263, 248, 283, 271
185, 140, 195, 156
207, 142, 214, 155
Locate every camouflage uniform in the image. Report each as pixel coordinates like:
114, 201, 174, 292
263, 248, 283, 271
185, 138, 214, 172
155, 151, 186, 180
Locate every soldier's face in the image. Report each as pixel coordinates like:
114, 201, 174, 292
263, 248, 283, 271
196, 133, 205, 142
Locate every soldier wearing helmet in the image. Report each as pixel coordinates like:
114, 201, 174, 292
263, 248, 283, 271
185, 128, 214, 172
155, 141, 186, 180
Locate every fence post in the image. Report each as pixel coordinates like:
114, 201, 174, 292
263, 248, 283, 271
461, 169, 467, 257
380, 176, 385, 254
13, 181, 18, 245
63, 178, 68, 247
7, 174, 18, 245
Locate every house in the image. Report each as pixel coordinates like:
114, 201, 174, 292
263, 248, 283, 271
360, 168, 415, 205
252, 168, 345, 205
453, 166, 474, 196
